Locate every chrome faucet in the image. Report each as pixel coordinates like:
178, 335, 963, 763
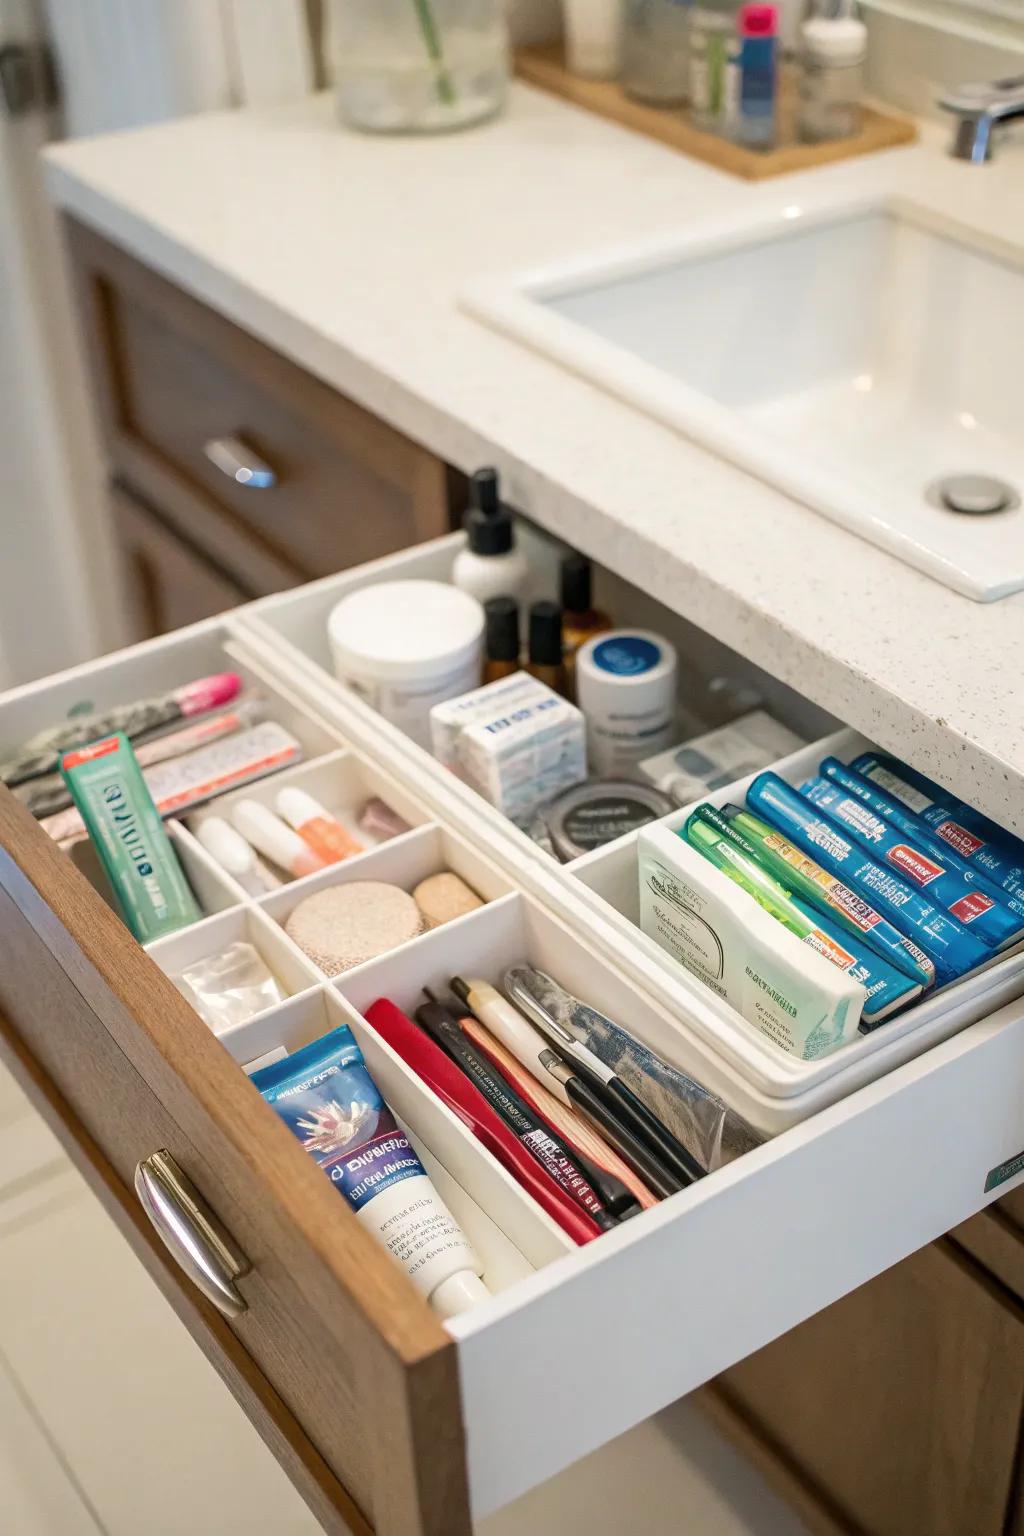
938, 75, 1024, 163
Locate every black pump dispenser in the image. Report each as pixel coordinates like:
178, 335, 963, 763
465, 467, 513, 556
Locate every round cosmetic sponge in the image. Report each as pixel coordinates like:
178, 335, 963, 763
285, 881, 423, 976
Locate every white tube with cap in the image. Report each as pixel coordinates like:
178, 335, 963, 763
195, 815, 278, 896
229, 799, 326, 880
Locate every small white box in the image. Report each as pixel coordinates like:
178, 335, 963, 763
458, 683, 587, 824
640, 710, 804, 803
430, 671, 538, 771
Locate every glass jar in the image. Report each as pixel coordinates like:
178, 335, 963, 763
330, 0, 509, 134
797, 17, 866, 142
622, 0, 693, 107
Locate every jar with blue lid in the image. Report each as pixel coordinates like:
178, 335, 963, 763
576, 630, 679, 776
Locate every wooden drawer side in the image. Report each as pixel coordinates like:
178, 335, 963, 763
0, 788, 471, 1536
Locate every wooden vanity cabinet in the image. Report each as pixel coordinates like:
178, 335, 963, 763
65, 218, 458, 638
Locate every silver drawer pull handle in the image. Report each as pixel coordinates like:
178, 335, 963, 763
135, 1150, 251, 1319
203, 435, 277, 489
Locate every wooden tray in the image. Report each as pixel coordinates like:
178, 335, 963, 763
516, 42, 916, 181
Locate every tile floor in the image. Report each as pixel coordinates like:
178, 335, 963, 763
0, 1063, 809, 1536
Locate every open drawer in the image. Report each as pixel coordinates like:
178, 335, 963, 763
3, 612, 1024, 1536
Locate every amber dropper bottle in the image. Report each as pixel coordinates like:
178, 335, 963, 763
527, 601, 566, 695
561, 553, 612, 699
483, 597, 521, 684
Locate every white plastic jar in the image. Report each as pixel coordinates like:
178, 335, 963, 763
576, 630, 678, 775
327, 580, 484, 749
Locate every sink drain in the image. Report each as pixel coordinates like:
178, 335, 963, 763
928, 474, 1020, 516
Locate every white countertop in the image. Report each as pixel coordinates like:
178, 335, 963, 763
44, 86, 1024, 830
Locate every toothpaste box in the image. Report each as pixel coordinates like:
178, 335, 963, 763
638, 821, 866, 1061
457, 682, 587, 825
430, 672, 538, 772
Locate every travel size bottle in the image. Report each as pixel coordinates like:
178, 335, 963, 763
560, 554, 612, 698
527, 601, 567, 695
452, 468, 530, 605
483, 597, 521, 683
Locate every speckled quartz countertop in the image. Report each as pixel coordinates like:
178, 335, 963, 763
45, 87, 1024, 830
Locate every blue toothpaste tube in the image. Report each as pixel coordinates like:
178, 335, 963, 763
724, 805, 935, 988
819, 758, 1024, 925
254, 1025, 489, 1318
852, 751, 1024, 900
802, 770, 1024, 952
60, 733, 201, 942
746, 773, 990, 986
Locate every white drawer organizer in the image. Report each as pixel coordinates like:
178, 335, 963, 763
7, 560, 1024, 1519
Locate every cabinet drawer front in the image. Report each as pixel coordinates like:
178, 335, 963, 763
68, 222, 451, 585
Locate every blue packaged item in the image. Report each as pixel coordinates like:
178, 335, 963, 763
788, 894, 921, 1030
820, 758, 1024, 925
253, 1025, 488, 1317
851, 751, 1024, 900
746, 773, 990, 986
802, 771, 1024, 952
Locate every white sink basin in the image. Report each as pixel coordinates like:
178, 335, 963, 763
463, 198, 1024, 601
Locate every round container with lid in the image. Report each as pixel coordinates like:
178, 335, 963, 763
798, 14, 866, 142
542, 779, 676, 862
327, 580, 484, 749
576, 630, 678, 775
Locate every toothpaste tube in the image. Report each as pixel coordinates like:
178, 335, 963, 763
253, 1025, 490, 1319
819, 758, 1024, 926
687, 807, 921, 1027
802, 770, 1024, 952
60, 734, 201, 942
746, 773, 990, 986
723, 804, 935, 988
637, 819, 865, 1059
852, 751, 1024, 900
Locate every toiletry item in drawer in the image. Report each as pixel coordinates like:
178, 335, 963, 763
724, 804, 935, 988
451, 978, 655, 1212
851, 751, 1024, 900
60, 734, 202, 942
173, 940, 285, 1032
526, 601, 567, 696
747, 773, 990, 986
504, 966, 705, 1186
688, 806, 922, 1028
639, 710, 804, 805
448, 975, 680, 1203
23, 698, 265, 822
414, 991, 617, 1231
537, 779, 675, 863
285, 882, 424, 976
364, 998, 602, 1245
430, 671, 537, 772
803, 767, 1024, 951
276, 787, 364, 865
451, 468, 529, 606
483, 598, 522, 686
194, 815, 280, 896
820, 757, 1024, 923
412, 872, 484, 929
456, 682, 587, 826
560, 554, 612, 698
253, 1024, 491, 1318
638, 819, 866, 1060
42, 719, 302, 844
358, 796, 412, 843
231, 799, 327, 881
3, 671, 242, 788
576, 631, 677, 776
506, 963, 762, 1168
327, 580, 485, 750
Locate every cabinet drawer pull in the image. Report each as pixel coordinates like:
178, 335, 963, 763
203, 435, 277, 489
135, 1150, 251, 1319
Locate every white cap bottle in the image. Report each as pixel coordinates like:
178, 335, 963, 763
576, 630, 678, 776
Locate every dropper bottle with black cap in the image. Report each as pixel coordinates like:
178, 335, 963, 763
451, 467, 529, 605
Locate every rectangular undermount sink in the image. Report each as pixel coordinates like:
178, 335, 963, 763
463, 198, 1024, 601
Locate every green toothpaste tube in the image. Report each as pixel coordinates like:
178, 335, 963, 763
685, 806, 921, 1027
60, 733, 201, 942
722, 804, 935, 989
